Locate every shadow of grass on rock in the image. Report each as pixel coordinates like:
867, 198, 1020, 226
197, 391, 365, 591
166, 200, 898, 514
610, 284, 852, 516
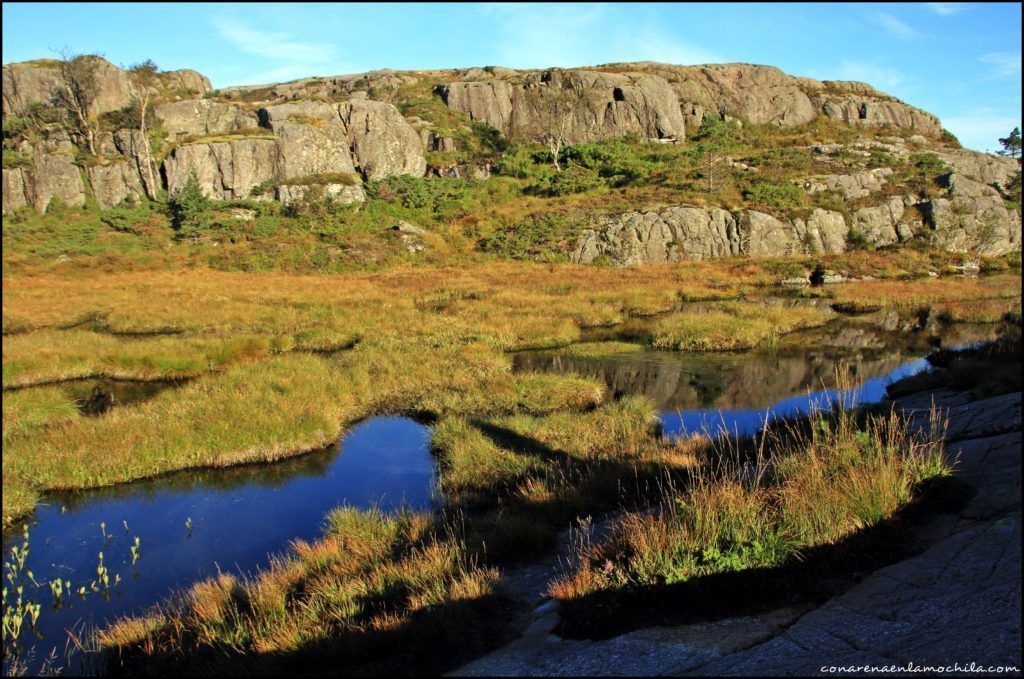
432, 400, 699, 566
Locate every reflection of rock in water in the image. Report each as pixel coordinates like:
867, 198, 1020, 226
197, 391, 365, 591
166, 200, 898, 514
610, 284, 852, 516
512, 321, 999, 412
514, 349, 917, 412
80, 385, 116, 415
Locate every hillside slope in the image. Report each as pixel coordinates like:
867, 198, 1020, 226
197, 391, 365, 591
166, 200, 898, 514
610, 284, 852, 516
2, 57, 1020, 264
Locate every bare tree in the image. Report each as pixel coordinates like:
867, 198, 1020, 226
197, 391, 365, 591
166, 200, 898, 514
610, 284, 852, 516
526, 73, 594, 171
53, 50, 99, 155
127, 60, 160, 198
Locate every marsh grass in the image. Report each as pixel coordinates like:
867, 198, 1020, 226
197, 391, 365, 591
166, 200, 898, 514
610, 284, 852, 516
99, 508, 509, 676
549, 384, 950, 602
650, 302, 828, 351
2, 261, 1016, 525
564, 341, 646, 359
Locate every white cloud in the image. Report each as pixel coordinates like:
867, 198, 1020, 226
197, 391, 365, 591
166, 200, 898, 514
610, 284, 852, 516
925, 3, 967, 16
833, 60, 906, 91
980, 51, 1022, 79
870, 11, 919, 39
479, 4, 721, 69
211, 15, 360, 85
214, 16, 336, 63
943, 110, 1023, 152
608, 25, 721, 66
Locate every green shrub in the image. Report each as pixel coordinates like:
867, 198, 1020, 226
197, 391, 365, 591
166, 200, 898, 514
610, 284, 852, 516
743, 181, 805, 210
478, 211, 586, 261
529, 165, 603, 197
367, 175, 469, 217
101, 199, 160, 233
495, 144, 545, 179
167, 170, 211, 237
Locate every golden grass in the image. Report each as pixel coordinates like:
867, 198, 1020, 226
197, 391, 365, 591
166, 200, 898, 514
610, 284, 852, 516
550, 401, 950, 600
651, 302, 828, 351
100, 508, 504, 675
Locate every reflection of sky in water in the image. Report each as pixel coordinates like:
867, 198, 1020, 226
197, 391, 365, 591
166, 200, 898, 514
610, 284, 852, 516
2, 416, 436, 673
661, 357, 930, 438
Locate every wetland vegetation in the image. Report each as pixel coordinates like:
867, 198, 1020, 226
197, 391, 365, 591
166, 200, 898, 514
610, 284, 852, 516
3, 244, 1020, 674
2, 46, 1021, 676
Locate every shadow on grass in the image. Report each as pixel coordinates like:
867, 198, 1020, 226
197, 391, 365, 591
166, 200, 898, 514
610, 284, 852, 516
105, 590, 516, 676
555, 474, 974, 641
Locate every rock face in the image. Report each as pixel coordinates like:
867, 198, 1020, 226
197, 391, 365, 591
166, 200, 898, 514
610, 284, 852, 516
934, 149, 1020, 192
154, 99, 258, 141
851, 196, 921, 247
650, 63, 819, 127
572, 206, 849, 265
588, 63, 942, 135
804, 168, 893, 199
3, 57, 212, 117
2, 57, 133, 117
812, 82, 941, 134
923, 174, 1022, 255
2, 56, 1020, 263
164, 139, 279, 200
338, 99, 426, 178
86, 160, 146, 209
575, 172, 1020, 265
7, 152, 86, 214
441, 69, 687, 143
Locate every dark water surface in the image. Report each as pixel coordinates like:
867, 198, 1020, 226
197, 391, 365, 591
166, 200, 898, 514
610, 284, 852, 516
3, 416, 436, 672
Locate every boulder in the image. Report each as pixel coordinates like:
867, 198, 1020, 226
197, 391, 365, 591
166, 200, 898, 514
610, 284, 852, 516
275, 182, 365, 205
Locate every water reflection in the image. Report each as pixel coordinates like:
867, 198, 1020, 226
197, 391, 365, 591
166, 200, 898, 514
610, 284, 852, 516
516, 320, 1000, 438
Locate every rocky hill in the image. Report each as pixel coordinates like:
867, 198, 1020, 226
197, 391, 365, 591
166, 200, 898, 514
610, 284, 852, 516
2, 56, 1020, 262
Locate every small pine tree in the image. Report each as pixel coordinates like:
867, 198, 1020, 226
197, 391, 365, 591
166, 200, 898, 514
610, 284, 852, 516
688, 116, 741, 193
997, 127, 1021, 159
167, 170, 210, 237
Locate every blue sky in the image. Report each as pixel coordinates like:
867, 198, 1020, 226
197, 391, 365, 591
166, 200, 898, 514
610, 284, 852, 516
3, 2, 1020, 152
